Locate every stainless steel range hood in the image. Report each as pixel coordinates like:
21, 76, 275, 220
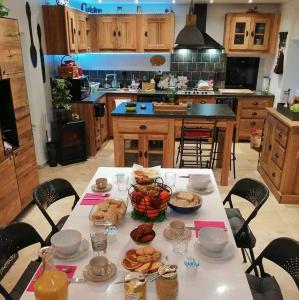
174, 3, 224, 50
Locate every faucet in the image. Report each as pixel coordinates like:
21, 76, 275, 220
105, 73, 118, 88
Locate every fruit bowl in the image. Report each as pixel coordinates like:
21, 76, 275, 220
128, 179, 171, 222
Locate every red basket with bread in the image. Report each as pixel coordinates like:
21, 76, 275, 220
128, 178, 171, 222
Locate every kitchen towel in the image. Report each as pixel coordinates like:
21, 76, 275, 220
194, 221, 225, 238
26, 265, 77, 292
80, 193, 110, 205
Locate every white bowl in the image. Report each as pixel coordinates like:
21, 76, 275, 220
51, 229, 82, 256
198, 227, 228, 253
190, 174, 210, 190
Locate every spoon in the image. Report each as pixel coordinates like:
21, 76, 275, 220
149, 265, 177, 282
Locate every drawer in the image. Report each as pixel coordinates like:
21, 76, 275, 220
117, 119, 169, 134
192, 97, 216, 104
240, 98, 273, 109
268, 159, 282, 189
240, 109, 267, 119
275, 122, 289, 148
271, 141, 286, 170
238, 119, 265, 138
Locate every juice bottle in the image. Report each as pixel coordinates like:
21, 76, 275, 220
34, 247, 69, 300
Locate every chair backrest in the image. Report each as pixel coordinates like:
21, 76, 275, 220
223, 178, 269, 237
0, 222, 46, 298
246, 237, 299, 290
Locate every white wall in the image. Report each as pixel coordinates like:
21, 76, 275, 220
269, 0, 299, 104
4, 0, 54, 166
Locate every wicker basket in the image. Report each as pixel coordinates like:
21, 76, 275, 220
58, 55, 79, 78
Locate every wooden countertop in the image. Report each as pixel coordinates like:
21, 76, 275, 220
267, 108, 299, 127
111, 102, 236, 119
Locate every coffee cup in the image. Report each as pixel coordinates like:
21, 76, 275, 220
198, 227, 228, 253
96, 178, 107, 190
190, 174, 210, 190
89, 256, 109, 277
169, 220, 185, 237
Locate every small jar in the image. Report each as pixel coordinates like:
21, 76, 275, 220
124, 272, 146, 300
156, 266, 178, 300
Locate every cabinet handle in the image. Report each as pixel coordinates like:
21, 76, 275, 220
78, 30, 81, 36
275, 153, 279, 159
246, 31, 249, 37
118, 31, 121, 37
252, 112, 257, 116
278, 132, 282, 138
144, 31, 148, 37
73, 29, 76, 35
200, 100, 206, 104
144, 151, 148, 158
2, 69, 5, 75
139, 150, 142, 158
268, 144, 272, 150
113, 30, 116, 37
253, 101, 258, 106
250, 122, 256, 126
272, 172, 275, 178
139, 125, 147, 130
251, 31, 254, 37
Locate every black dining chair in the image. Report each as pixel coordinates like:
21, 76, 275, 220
245, 237, 299, 300
33, 178, 80, 242
223, 178, 269, 272
0, 222, 47, 300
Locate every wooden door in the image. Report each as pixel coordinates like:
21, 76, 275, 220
260, 115, 276, 176
66, 8, 77, 52
143, 134, 168, 167
77, 12, 88, 52
13, 143, 38, 207
248, 16, 271, 51
0, 156, 21, 225
0, 18, 24, 76
117, 16, 137, 50
228, 16, 251, 50
143, 15, 173, 50
98, 16, 117, 50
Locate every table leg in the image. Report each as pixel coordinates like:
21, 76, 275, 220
220, 121, 234, 186
216, 129, 224, 168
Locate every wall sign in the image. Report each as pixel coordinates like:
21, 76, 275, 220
80, 3, 102, 13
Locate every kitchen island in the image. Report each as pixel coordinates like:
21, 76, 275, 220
112, 102, 236, 186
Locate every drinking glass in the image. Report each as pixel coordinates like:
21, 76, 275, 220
172, 233, 189, 254
165, 172, 176, 188
90, 228, 107, 256
116, 174, 129, 191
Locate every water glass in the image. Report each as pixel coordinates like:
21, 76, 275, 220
116, 174, 129, 191
165, 172, 176, 188
90, 229, 107, 256
172, 234, 189, 254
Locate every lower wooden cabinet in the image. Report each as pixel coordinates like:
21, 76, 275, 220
258, 108, 299, 204
0, 156, 21, 225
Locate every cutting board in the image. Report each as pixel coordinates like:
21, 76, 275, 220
219, 89, 254, 95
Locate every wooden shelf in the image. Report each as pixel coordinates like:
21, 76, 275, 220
124, 146, 139, 154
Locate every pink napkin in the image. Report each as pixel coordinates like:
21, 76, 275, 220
194, 221, 225, 238
80, 192, 111, 205
26, 265, 77, 292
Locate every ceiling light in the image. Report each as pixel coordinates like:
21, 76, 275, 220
172, 0, 176, 3
98, 0, 102, 2
248, 0, 253, 2
210, 0, 214, 3
135, 0, 139, 3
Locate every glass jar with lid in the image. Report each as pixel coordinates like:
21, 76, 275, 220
124, 272, 146, 300
156, 265, 178, 300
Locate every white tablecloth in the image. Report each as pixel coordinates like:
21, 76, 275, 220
20, 167, 252, 300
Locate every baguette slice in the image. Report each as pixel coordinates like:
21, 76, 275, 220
176, 191, 194, 201
135, 262, 152, 274
149, 261, 163, 273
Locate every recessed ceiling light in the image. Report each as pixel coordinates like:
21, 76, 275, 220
172, 0, 176, 3
248, 0, 253, 3
135, 0, 139, 3
210, 0, 214, 3
98, 0, 102, 2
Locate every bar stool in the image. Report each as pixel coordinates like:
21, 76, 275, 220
177, 118, 217, 168
211, 126, 237, 179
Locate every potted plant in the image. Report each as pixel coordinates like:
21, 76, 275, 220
165, 89, 179, 104
51, 78, 72, 122
0, 0, 8, 17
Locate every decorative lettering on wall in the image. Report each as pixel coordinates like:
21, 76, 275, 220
80, 3, 102, 13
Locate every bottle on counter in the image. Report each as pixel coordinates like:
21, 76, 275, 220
282, 89, 291, 107
34, 247, 69, 300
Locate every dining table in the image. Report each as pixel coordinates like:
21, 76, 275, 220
20, 167, 253, 300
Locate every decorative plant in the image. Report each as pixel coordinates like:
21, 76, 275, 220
165, 89, 179, 104
0, 0, 9, 17
51, 79, 72, 110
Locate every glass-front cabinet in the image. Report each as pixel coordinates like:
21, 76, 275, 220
227, 13, 276, 53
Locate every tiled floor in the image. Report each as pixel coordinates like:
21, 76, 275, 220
1, 141, 299, 299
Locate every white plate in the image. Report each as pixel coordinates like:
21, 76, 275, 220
55, 239, 89, 261
187, 183, 214, 194
195, 240, 235, 262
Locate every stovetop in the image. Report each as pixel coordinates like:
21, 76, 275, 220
177, 88, 215, 96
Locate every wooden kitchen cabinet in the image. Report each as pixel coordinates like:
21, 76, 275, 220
178, 95, 216, 104
107, 94, 137, 137
236, 96, 274, 141
0, 156, 21, 225
140, 14, 174, 51
224, 13, 280, 54
258, 108, 299, 204
77, 12, 88, 52
97, 15, 137, 51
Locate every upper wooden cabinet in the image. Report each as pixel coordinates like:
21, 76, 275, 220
224, 13, 280, 54
141, 14, 174, 51
42, 6, 174, 53
43, 6, 90, 54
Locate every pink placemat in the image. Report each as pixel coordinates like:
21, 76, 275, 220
80, 192, 111, 205
27, 265, 77, 292
194, 221, 225, 238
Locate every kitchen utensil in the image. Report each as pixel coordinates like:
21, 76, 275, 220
150, 265, 177, 282
37, 24, 46, 82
